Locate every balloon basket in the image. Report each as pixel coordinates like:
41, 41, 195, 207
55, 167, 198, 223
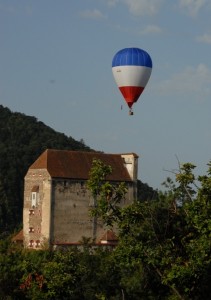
129, 110, 134, 116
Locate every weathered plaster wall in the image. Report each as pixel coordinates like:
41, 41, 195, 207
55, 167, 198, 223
51, 180, 96, 243
23, 153, 138, 249
51, 179, 135, 244
121, 153, 138, 200
23, 169, 51, 248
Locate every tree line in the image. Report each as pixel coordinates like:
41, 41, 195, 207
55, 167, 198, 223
0, 105, 92, 235
0, 105, 156, 236
0, 159, 211, 299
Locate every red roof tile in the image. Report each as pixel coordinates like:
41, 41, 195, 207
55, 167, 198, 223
31, 185, 39, 192
29, 149, 133, 181
12, 229, 23, 242
100, 230, 118, 242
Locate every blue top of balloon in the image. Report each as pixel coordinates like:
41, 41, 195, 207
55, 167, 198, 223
112, 47, 152, 68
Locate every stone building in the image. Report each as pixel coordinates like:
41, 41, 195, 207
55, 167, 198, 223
23, 149, 138, 249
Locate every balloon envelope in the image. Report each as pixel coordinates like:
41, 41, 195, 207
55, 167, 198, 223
112, 47, 152, 109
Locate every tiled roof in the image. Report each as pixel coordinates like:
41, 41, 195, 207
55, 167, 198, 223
100, 230, 118, 242
31, 185, 39, 192
29, 149, 134, 181
12, 229, 23, 242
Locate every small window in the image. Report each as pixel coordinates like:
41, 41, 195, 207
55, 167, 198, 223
35, 240, 41, 248
31, 192, 37, 207
31, 186, 39, 208
29, 227, 34, 233
29, 209, 34, 215
29, 240, 34, 247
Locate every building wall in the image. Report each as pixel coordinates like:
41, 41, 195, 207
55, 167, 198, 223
23, 169, 52, 248
121, 153, 138, 200
23, 153, 138, 249
50, 179, 134, 245
51, 180, 98, 244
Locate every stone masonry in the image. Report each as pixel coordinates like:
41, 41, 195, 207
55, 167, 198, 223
23, 149, 138, 249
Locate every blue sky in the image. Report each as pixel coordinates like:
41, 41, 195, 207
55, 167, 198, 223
1, 0, 211, 190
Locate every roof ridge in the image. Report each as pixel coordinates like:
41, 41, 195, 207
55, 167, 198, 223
28, 149, 135, 182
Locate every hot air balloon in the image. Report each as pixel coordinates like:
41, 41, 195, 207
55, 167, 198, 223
112, 47, 152, 115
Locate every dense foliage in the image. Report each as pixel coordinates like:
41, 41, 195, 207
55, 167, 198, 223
137, 179, 158, 201
0, 105, 92, 235
86, 160, 211, 299
1, 160, 211, 299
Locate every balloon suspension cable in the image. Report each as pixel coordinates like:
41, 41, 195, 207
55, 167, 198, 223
129, 108, 134, 116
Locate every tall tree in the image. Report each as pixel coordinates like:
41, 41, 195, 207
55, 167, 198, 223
87, 159, 211, 299
87, 158, 128, 227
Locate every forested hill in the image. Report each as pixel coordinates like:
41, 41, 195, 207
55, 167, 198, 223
0, 105, 157, 236
0, 105, 92, 235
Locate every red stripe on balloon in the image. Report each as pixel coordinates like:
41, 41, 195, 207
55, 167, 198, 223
119, 86, 144, 108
